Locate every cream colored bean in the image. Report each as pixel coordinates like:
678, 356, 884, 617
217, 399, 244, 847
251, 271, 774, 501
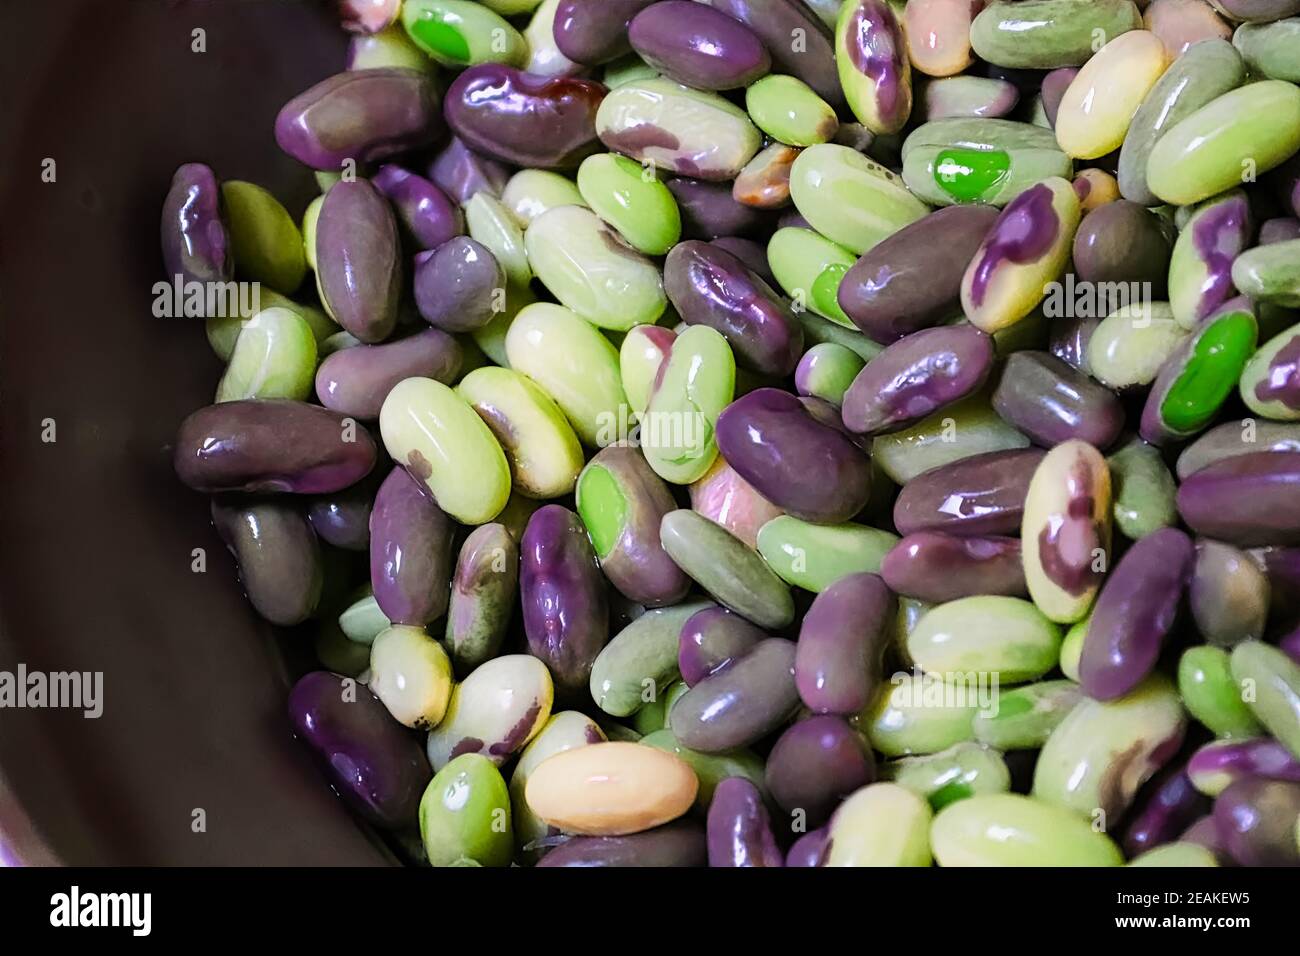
425, 654, 554, 771
825, 783, 934, 866
524, 741, 698, 835
1056, 32, 1169, 161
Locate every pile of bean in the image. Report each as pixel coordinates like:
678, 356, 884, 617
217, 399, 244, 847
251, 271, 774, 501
167, 0, 1300, 867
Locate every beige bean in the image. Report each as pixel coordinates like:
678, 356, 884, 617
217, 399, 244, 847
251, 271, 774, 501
524, 741, 698, 835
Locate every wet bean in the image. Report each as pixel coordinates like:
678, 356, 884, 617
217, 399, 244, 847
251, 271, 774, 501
873, 393, 1033, 485
766, 716, 876, 826
920, 76, 1019, 121
160, 163, 231, 287
510, 711, 605, 857
971, 680, 1081, 750
379, 377, 512, 524
669, 638, 799, 751
212, 498, 322, 626
369, 624, 455, 730
401, 0, 526, 68
427, 136, 511, 206
288, 671, 431, 829
221, 180, 306, 295
217, 308, 317, 403
882, 533, 1026, 603
1169, 191, 1252, 331
275, 68, 441, 171
859, 672, 981, 757
909, 596, 1061, 683
905, 0, 984, 77
835, 0, 912, 134
668, 178, 767, 241
893, 447, 1044, 537
1144, 0, 1231, 59
1071, 200, 1172, 292
445, 523, 518, 671
677, 606, 766, 687
732, 143, 799, 210
1078, 528, 1193, 700
577, 153, 681, 255
576, 445, 689, 606
420, 753, 513, 867
931, 793, 1124, 865
706, 777, 783, 867
789, 144, 928, 254
825, 783, 933, 866
371, 164, 463, 251
795, 343, 866, 408
520, 505, 609, 696
1122, 761, 1210, 858
1179, 647, 1264, 739
175, 399, 378, 495
1177, 451, 1300, 546
413, 237, 505, 333
1054, 31, 1169, 161
796, 573, 894, 715
630, 2, 769, 91
426, 654, 554, 770
552, 0, 653, 65
317, 328, 462, 421
589, 601, 710, 716
316, 180, 402, 343
370, 466, 454, 627
969, 0, 1143, 70
641, 325, 736, 484
1234, 18, 1300, 82
1240, 321, 1300, 421
766, 228, 855, 327
1107, 437, 1178, 540
1231, 641, 1300, 759
1188, 737, 1300, 797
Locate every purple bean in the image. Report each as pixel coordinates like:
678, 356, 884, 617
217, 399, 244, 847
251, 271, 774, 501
837, 205, 999, 344
444, 65, 606, 170
537, 821, 707, 866
665, 241, 804, 376
706, 777, 784, 867
1078, 528, 1194, 701
316, 327, 462, 421
160, 163, 231, 285
893, 448, 1046, 537
1070, 200, 1171, 293
841, 326, 995, 435
307, 468, 382, 551
1123, 762, 1210, 858
795, 573, 893, 715
552, 0, 654, 65
1039, 68, 1078, 129
1177, 452, 1300, 547
696, 0, 843, 108
785, 826, 830, 867
274, 68, 440, 170
369, 466, 454, 627
174, 400, 378, 495
716, 388, 872, 523
287, 671, 430, 830
670, 638, 799, 752
991, 350, 1124, 449
316, 180, 403, 343
668, 178, 769, 240
426, 137, 512, 206
709, 237, 776, 287
765, 715, 875, 827
520, 504, 609, 696
212, 498, 322, 626
1188, 737, 1300, 795
630, 1, 771, 91
678, 606, 767, 687
1213, 777, 1300, 867
371, 165, 463, 251
1048, 314, 1100, 372
413, 237, 505, 333
1260, 218, 1300, 246
881, 532, 1026, 603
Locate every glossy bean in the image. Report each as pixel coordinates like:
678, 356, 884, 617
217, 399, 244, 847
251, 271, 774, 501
893, 447, 1044, 537
1231, 641, 1300, 759
859, 672, 981, 757
706, 777, 783, 867
589, 601, 711, 717
1122, 761, 1210, 858
371, 164, 463, 251
630, 1, 769, 91
1190, 540, 1271, 648
401, 0, 526, 68
1188, 737, 1300, 797
1169, 191, 1252, 331
1179, 646, 1264, 739
419, 754, 513, 867
789, 144, 928, 254
216, 308, 317, 403
445, 523, 518, 671
577, 153, 680, 255
886, 742, 1011, 810
882, 532, 1026, 603
1213, 777, 1300, 867
212, 498, 321, 626
668, 178, 768, 241
835, 0, 912, 134
426, 654, 554, 770
971, 680, 1081, 750
932, 793, 1123, 865
873, 393, 1032, 485
1071, 200, 1172, 292
908, 596, 1061, 683
369, 466, 454, 627
1054, 31, 1169, 161
1234, 18, 1300, 82
669, 638, 799, 752
825, 783, 933, 866
552, 0, 653, 65
905, 0, 984, 77
1087, 302, 1189, 390
969, 0, 1143, 70
796, 573, 894, 715
369, 625, 455, 730
902, 118, 1073, 208
732, 143, 799, 210
1107, 437, 1178, 540
427, 136, 511, 206
315, 180, 402, 343
641, 325, 736, 484
765, 715, 875, 826
755, 516, 897, 593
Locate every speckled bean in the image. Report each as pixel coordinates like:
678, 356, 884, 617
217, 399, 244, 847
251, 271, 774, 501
426, 654, 554, 770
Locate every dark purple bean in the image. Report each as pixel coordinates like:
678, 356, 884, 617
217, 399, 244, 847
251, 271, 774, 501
880, 532, 1026, 603
841, 326, 995, 435
174, 400, 378, 495
706, 777, 784, 867
371, 165, 463, 251
553, 0, 654, 65
695, 0, 844, 108
1254, 546, 1300, 623
630, 1, 771, 91
795, 573, 893, 715
316, 180, 402, 343
893, 448, 1045, 537
537, 821, 707, 866
1213, 777, 1300, 867
212, 498, 322, 626
1078, 528, 1194, 701
274, 68, 440, 171
426, 137, 512, 206
1177, 452, 1300, 547
765, 715, 875, 827
316, 327, 462, 421
837, 205, 999, 344
369, 466, 454, 627
785, 826, 830, 867
1048, 314, 1100, 372
709, 237, 775, 287
160, 163, 231, 285
1039, 67, 1078, 129
715, 388, 871, 523
670, 638, 799, 752
578, 445, 690, 607
520, 504, 609, 695
307, 467, 382, 551
413, 237, 505, 333
1188, 738, 1300, 794
665, 241, 803, 376
668, 177, 769, 240
1070, 200, 1172, 294
287, 671, 430, 830
444, 65, 605, 171
991, 350, 1124, 449
1123, 762, 1210, 858
678, 606, 767, 687
1260, 217, 1300, 246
